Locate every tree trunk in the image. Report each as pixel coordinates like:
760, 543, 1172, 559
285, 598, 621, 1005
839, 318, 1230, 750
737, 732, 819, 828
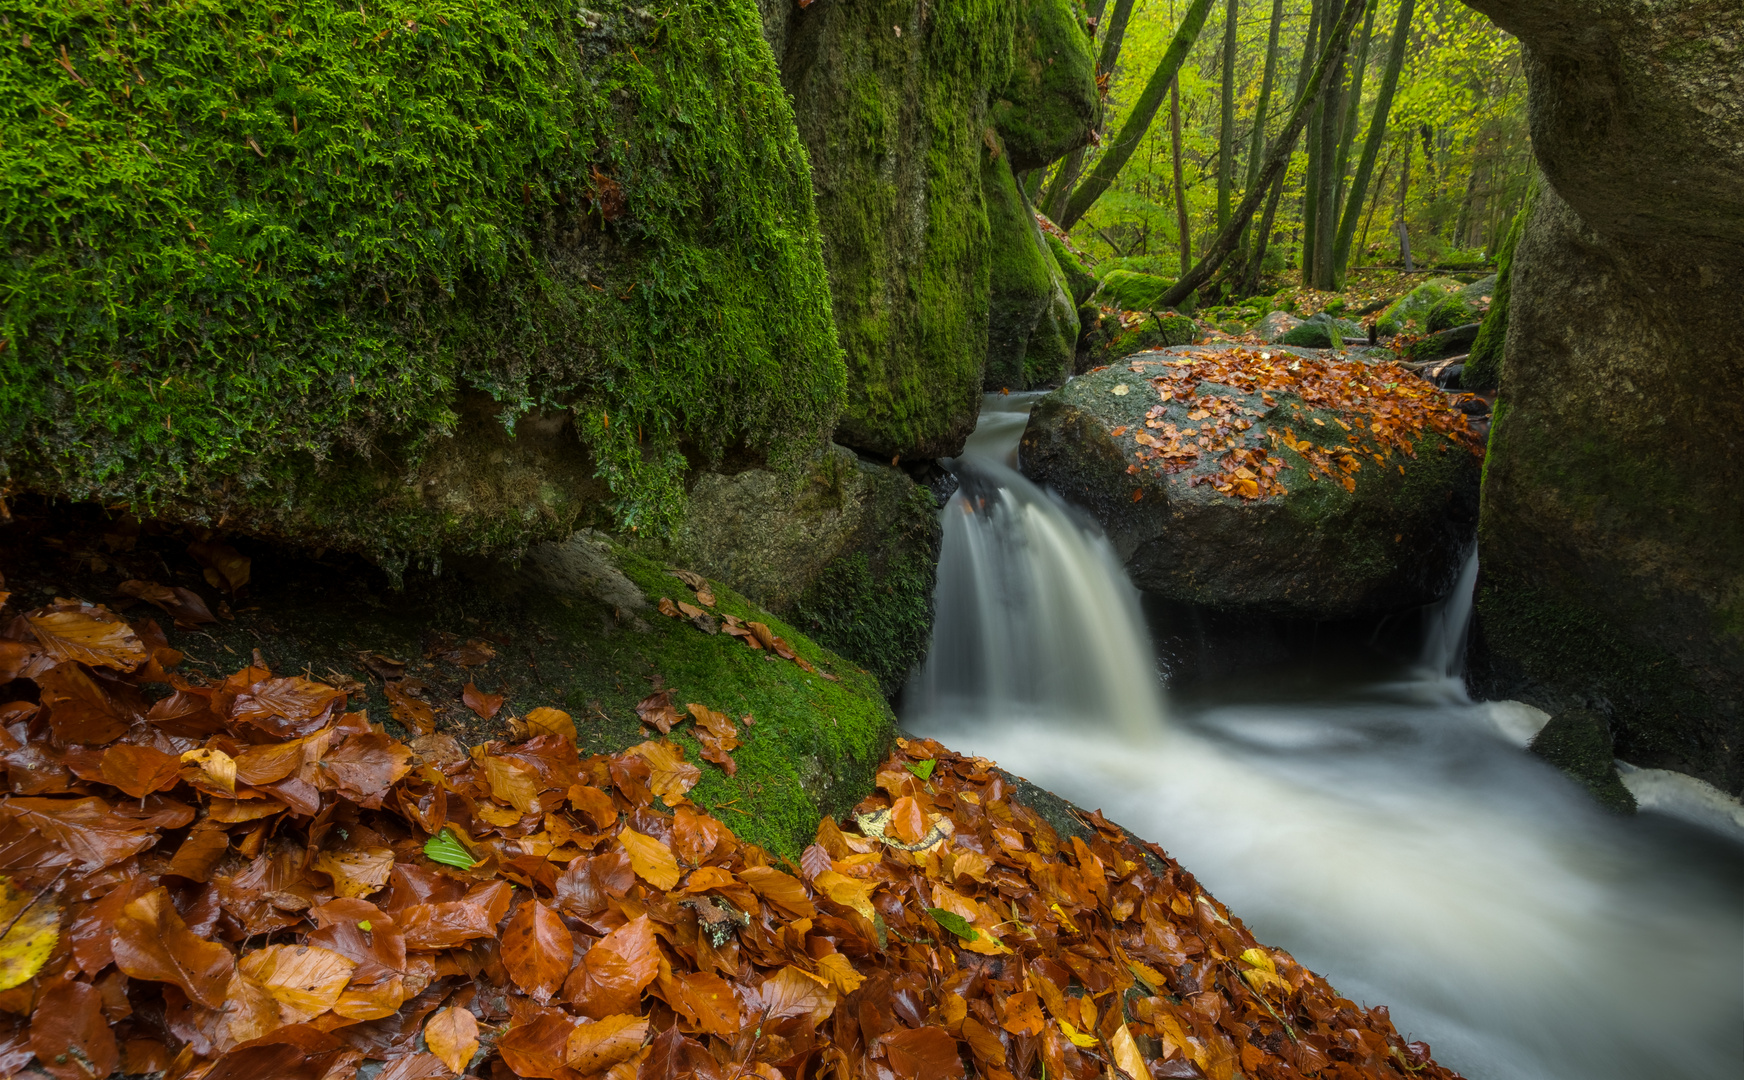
1171, 77, 1192, 276
1396, 136, 1414, 270
1299, 0, 1327, 284
1235, 0, 1287, 266
1331, 0, 1413, 287
1355, 139, 1399, 269
1042, 0, 1139, 220
1217, 0, 1240, 231
1059, 0, 1217, 231
1160, 0, 1368, 309
1331, 0, 1377, 218
1242, 171, 1288, 295
1310, 1, 1350, 288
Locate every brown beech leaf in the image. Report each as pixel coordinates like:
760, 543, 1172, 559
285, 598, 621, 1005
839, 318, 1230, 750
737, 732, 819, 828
889, 796, 927, 845
739, 865, 815, 919
626, 740, 699, 806
502, 899, 572, 1005
116, 580, 217, 628
633, 690, 680, 735
524, 706, 575, 742
563, 915, 658, 1019
238, 943, 357, 1021
496, 1009, 577, 1079
165, 823, 231, 883
0, 797, 158, 874
320, 732, 414, 808
311, 846, 395, 899
882, 1025, 966, 1080
187, 540, 251, 591
565, 1014, 648, 1074
231, 676, 343, 738
481, 755, 544, 816
568, 784, 618, 830
384, 682, 437, 735
30, 977, 120, 1080
27, 602, 146, 671
36, 663, 132, 746
747, 965, 837, 1026
99, 743, 182, 798
674, 971, 740, 1036
424, 1006, 479, 1074
112, 886, 235, 1008
672, 804, 732, 865
461, 682, 504, 721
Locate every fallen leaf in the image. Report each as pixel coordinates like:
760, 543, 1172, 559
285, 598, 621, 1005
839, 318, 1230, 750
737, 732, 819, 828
503, 900, 571, 1004
100, 744, 182, 798
188, 540, 251, 592
634, 691, 681, 735
112, 887, 235, 1008
30, 976, 119, 1080
461, 682, 504, 721
525, 707, 575, 742
619, 829, 681, 891
565, 1014, 648, 1073
238, 943, 356, 1021
27, 602, 146, 671
180, 747, 237, 795
424, 1006, 480, 1075
0, 874, 59, 991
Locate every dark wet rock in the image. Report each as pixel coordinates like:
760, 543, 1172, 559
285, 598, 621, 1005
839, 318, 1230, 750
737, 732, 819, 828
1529, 708, 1638, 813
1405, 323, 1481, 362
1018, 347, 1481, 620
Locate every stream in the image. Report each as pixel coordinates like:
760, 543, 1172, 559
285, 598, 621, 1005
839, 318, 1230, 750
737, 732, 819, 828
905, 392, 1744, 1080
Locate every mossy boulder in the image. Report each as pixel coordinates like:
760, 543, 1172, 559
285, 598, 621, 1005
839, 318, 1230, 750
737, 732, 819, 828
988, 0, 1099, 172
1019, 347, 1482, 618
1278, 313, 1366, 349
1094, 270, 1178, 313
1254, 311, 1304, 343
1079, 313, 1199, 370
780, 0, 1017, 459
1096, 254, 1180, 279
0, 0, 843, 564
1466, 184, 1537, 391
1046, 232, 1100, 306
1529, 708, 1638, 813
656, 445, 942, 696
0, 509, 897, 858
1374, 277, 1464, 336
1426, 275, 1498, 333
983, 144, 1077, 391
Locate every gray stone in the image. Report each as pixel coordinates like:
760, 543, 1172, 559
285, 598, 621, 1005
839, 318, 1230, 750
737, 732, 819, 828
1278, 313, 1366, 349
1254, 310, 1304, 344
1018, 348, 1482, 619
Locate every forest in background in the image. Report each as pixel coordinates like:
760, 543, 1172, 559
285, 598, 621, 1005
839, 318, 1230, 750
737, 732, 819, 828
1034, 0, 1531, 294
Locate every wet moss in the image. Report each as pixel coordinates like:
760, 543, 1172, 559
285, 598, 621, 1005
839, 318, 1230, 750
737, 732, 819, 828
1, 0, 842, 560
1045, 232, 1099, 306
1528, 708, 1637, 813
983, 141, 1075, 392
988, 0, 1098, 172
1095, 270, 1178, 313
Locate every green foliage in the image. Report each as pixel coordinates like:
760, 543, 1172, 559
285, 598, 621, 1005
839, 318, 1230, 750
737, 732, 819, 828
423, 830, 478, 869
1375, 276, 1461, 335
0, 0, 841, 553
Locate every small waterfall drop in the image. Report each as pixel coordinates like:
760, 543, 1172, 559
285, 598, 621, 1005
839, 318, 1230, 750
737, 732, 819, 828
908, 392, 1743, 1080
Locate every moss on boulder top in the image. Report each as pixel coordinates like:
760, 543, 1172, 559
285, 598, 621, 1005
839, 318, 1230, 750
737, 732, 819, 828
1374, 277, 1463, 337
1094, 270, 1178, 313
0, 0, 841, 566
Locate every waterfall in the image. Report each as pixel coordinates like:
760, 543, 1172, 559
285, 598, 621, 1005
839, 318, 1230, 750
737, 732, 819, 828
907, 392, 1743, 1080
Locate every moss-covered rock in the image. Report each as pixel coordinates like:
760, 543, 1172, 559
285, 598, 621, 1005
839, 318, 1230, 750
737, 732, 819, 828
0, 0, 843, 563
1426, 275, 1498, 333
1078, 313, 1199, 370
654, 445, 941, 696
1096, 254, 1181, 279
988, 0, 1099, 172
1278, 313, 1366, 349
1471, 183, 1744, 795
1374, 277, 1463, 336
1046, 232, 1100, 306
1465, 185, 1536, 391
1528, 710, 1637, 813
780, 0, 1017, 460
1020, 348, 1482, 618
983, 144, 1077, 392
1094, 270, 1178, 313
0, 508, 897, 858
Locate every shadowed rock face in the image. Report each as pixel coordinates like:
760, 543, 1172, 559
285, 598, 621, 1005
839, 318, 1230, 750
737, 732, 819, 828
1462, 0, 1743, 262
1461, 0, 1744, 794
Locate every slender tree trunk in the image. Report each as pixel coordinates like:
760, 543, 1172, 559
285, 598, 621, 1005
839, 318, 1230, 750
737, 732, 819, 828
1234, 0, 1287, 271
1043, 0, 1139, 219
1160, 0, 1368, 309
1299, 0, 1327, 284
1331, 0, 1413, 286
1396, 136, 1414, 270
1242, 171, 1288, 295
1330, 0, 1376, 228
1355, 139, 1399, 268
1217, 0, 1240, 231
1171, 77, 1192, 277
1059, 0, 1217, 231
1310, 1, 1350, 288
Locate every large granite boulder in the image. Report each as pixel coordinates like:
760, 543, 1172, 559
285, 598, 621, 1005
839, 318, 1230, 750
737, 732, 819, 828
1020, 347, 1484, 618
983, 144, 1079, 391
988, 0, 1100, 172
1459, 0, 1744, 795
1, 0, 842, 566
1374, 277, 1464, 337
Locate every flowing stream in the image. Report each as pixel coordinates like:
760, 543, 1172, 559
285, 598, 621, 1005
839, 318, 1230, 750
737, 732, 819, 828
906, 393, 1743, 1080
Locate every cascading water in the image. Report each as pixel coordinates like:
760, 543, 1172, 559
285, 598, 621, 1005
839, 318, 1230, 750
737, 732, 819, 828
907, 394, 1743, 1080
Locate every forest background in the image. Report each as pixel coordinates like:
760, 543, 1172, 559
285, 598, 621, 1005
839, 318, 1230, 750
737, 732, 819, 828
1041, 0, 1530, 293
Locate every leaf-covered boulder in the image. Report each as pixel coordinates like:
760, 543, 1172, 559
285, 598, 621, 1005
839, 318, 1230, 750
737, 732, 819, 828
1019, 346, 1484, 619
0, 0, 843, 566
983, 144, 1078, 392
1093, 270, 1178, 313
1374, 277, 1463, 337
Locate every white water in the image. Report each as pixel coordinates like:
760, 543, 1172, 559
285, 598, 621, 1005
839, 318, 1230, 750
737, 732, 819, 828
907, 394, 1744, 1080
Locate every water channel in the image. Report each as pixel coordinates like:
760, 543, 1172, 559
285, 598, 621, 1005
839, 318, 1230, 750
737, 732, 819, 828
905, 392, 1744, 1080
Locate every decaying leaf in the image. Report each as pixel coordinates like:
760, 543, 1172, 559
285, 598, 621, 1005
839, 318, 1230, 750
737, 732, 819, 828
0, 875, 59, 991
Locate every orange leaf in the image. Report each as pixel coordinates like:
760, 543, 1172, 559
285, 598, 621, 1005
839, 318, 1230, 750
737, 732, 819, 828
27, 602, 146, 671
112, 887, 234, 1008
503, 900, 572, 1005
525, 706, 576, 742
100, 744, 181, 799
739, 865, 816, 919
565, 1014, 649, 1073
462, 682, 504, 721
619, 829, 681, 891
425, 1006, 480, 1075
888, 796, 926, 845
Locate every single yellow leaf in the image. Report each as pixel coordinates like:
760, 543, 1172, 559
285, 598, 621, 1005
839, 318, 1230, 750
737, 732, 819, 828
814, 952, 865, 996
425, 1005, 480, 1074
1110, 1022, 1148, 1080
311, 846, 396, 899
525, 707, 576, 743
0, 875, 59, 991
1057, 1017, 1099, 1048
181, 747, 236, 794
238, 944, 356, 1021
619, 828, 681, 891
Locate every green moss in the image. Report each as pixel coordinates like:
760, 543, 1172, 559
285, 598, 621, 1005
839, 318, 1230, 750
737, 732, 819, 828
1279, 314, 1364, 348
1, 0, 841, 558
988, 0, 1098, 171
982, 141, 1074, 391
1527, 708, 1637, 813
1375, 277, 1462, 336
1046, 232, 1098, 306
1465, 184, 1535, 391
1095, 269, 1177, 312
783, 0, 1017, 459
1096, 254, 1179, 280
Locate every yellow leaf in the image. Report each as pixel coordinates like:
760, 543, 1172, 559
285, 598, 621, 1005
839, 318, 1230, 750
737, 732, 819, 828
619, 828, 681, 890
481, 755, 543, 815
525, 707, 576, 743
1110, 1023, 1148, 1080
238, 944, 356, 1021
815, 952, 865, 996
311, 846, 396, 899
181, 747, 236, 794
0, 875, 59, 991
812, 870, 876, 921
627, 739, 701, 806
1057, 1017, 1099, 1048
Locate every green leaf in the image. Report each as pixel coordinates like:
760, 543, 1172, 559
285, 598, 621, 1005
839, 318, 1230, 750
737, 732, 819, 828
925, 907, 979, 942
356, 920, 372, 932
904, 759, 936, 781
423, 829, 477, 870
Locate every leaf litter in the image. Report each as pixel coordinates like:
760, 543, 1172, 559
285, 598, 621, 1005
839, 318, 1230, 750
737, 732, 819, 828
0, 592, 1463, 1080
